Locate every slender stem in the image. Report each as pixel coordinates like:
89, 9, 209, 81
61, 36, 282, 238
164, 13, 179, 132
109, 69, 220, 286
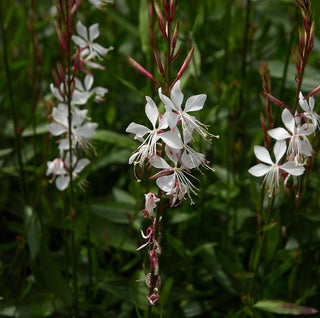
239, 0, 252, 110
64, 1, 78, 316
248, 194, 275, 297
0, 1, 28, 203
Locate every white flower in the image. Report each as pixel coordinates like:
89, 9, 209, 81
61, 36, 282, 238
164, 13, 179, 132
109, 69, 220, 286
72, 20, 111, 61
158, 80, 216, 142
248, 140, 305, 197
50, 82, 89, 105
150, 147, 199, 206
74, 74, 108, 103
267, 108, 315, 160
48, 103, 98, 152
88, 0, 113, 9
126, 96, 182, 166
46, 155, 90, 191
299, 91, 320, 130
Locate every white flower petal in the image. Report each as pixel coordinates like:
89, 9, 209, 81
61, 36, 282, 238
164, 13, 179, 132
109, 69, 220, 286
48, 123, 66, 136
149, 156, 171, 169
89, 23, 100, 41
268, 127, 291, 140
74, 158, 90, 174
56, 175, 70, 191
156, 174, 175, 193
248, 163, 271, 177
273, 140, 286, 163
254, 145, 273, 165
126, 122, 150, 137
145, 96, 159, 128
84, 74, 94, 91
159, 130, 182, 149
170, 80, 183, 110
158, 87, 176, 111
72, 35, 87, 48
52, 104, 68, 125
280, 161, 305, 176
76, 20, 88, 41
184, 94, 207, 112
282, 108, 295, 133
77, 122, 98, 138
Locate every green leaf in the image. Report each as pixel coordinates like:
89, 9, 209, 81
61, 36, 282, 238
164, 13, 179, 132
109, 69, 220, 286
38, 242, 72, 305
22, 123, 48, 137
139, 0, 149, 54
0, 148, 13, 157
24, 206, 41, 260
92, 129, 136, 148
254, 299, 318, 315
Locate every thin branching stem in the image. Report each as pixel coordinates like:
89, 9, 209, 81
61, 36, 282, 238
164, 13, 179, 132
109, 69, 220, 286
0, 1, 28, 203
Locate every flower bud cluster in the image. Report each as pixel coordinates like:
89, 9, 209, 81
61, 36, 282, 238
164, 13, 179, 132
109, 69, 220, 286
249, 93, 319, 197
46, 1, 111, 191
126, 80, 217, 206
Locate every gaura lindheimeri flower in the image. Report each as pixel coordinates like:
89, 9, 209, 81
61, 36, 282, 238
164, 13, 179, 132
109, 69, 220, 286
159, 80, 216, 142
267, 108, 315, 161
74, 74, 108, 103
48, 103, 98, 152
150, 147, 199, 206
126, 96, 182, 166
248, 140, 305, 197
72, 20, 111, 61
50, 81, 89, 105
46, 155, 90, 191
299, 91, 320, 130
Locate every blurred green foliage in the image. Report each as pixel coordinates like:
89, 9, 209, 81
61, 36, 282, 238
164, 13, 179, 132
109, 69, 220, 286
1, 0, 320, 317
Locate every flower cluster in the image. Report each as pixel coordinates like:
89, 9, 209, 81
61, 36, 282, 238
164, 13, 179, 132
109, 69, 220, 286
126, 80, 216, 206
249, 92, 318, 197
47, 1, 110, 191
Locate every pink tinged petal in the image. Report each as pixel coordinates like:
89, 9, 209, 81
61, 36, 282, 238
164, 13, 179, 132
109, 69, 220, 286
170, 80, 183, 110
156, 174, 175, 193
280, 161, 305, 176
248, 163, 271, 177
89, 23, 100, 41
72, 35, 88, 48
74, 158, 90, 174
76, 20, 88, 41
165, 146, 179, 166
84, 75, 94, 91
282, 108, 295, 133
268, 127, 291, 140
273, 140, 286, 163
48, 123, 67, 136
253, 145, 273, 165
145, 96, 159, 128
77, 122, 98, 138
56, 175, 70, 191
184, 94, 207, 112
126, 122, 150, 138
158, 87, 176, 111
159, 130, 182, 149
150, 156, 171, 169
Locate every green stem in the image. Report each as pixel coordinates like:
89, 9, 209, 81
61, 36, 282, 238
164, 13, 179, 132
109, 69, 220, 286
65, 1, 78, 316
0, 1, 28, 203
248, 194, 275, 297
